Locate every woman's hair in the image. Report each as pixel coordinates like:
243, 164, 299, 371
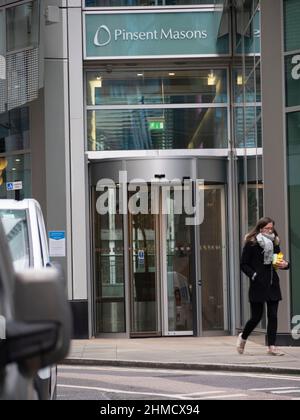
245, 216, 279, 244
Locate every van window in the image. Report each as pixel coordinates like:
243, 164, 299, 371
0, 210, 30, 270
36, 206, 49, 266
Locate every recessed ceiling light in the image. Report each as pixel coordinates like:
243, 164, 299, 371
12, 168, 16, 171
15, 158, 21, 162
207, 72, 216, 86
237, 75, 243, 85
137, 73, 144, 77
169, 72, 176, 76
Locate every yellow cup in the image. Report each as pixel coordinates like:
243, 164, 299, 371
273, 252, 284, 269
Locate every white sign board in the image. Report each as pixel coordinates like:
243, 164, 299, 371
49, 231, 66, 257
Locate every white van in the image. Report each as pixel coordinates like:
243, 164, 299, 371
0, 199, 50, 271
0, 199, 56, 400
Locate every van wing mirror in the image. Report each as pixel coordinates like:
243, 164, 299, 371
0, 321, 58, 369
14, 268, 72, 369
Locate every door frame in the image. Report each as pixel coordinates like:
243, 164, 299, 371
160, 182, 195, 336
196, 184, 228, 335
90, 158, 229, 337
127, 182, 196, 337
128, 183, 162, 337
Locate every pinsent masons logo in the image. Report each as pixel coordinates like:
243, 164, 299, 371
94, 25, 112, 47
0, 315, 6, 340
93, 24, 208, 47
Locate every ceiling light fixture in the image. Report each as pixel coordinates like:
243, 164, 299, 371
237, 74, 243, 85
95, 76, 102, 88
207, 71, 216, 86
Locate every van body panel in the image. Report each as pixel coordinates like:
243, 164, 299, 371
0, 199, 57, 400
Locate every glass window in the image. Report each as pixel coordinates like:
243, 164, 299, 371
85, 0, 217, 7
94, 187, 125, 333
200, 187, 227, 331
6, 0, 39, 52
87, 107, 228, 150
232, 3, 262, 152
286, 111, 300, 318
0, 11, 6, 104
0, 107, 30, 153
0, 154, 31, 200
0, 10, 5, 56
233, 66, 261, 103
86, 70, 228, 106
129, 189, 158, 334
166, 189, 194, 332
284, 0, 300, 52
0, 209, 30, 270
247, 184, 263, 230
234, 106, 261, 148
285, 54, 300, 108
235, 8, 260, 55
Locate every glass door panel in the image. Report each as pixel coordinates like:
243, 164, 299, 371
200, 186, 227, 332
93, 187, 125, 334
165, 188, 194, 334
129, 188, 160, 336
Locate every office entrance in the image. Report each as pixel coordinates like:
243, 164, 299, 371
128, 183, 195, 336
91, 158, 228, 337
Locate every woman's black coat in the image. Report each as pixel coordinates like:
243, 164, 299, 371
241, 241, 289, 303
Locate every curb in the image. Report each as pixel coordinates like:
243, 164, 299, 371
61, 358, 300, 376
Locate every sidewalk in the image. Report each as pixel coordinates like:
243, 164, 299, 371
62, 336, 300, 375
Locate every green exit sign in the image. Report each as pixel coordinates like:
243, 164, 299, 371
149, 121, 164, 130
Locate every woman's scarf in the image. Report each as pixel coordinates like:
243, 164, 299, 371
256, 232, 275, 264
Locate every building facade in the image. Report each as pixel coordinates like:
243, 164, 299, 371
0, 0, 299, 344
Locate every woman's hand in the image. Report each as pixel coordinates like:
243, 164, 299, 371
275, 260, 289, 269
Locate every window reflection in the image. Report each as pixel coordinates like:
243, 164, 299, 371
235, 7, 260, 55
234, 106, 261, 148
284, 0, 300, 52
0, 107, 30, 153
6, 0, 39, 52
285, 54, 300, 108
85, 1, 217, 7
0, 11, 5, 56
233, 67, 261, 103
87, 108, 228, 150
86, 70, 227, 106
0, 154, 31, 199
94, 187, 125, 333
0, 209, 30, 271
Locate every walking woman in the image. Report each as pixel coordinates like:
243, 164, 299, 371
237, 217, 289, 356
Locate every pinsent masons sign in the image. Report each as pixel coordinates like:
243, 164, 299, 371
85, 11, 229, 59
